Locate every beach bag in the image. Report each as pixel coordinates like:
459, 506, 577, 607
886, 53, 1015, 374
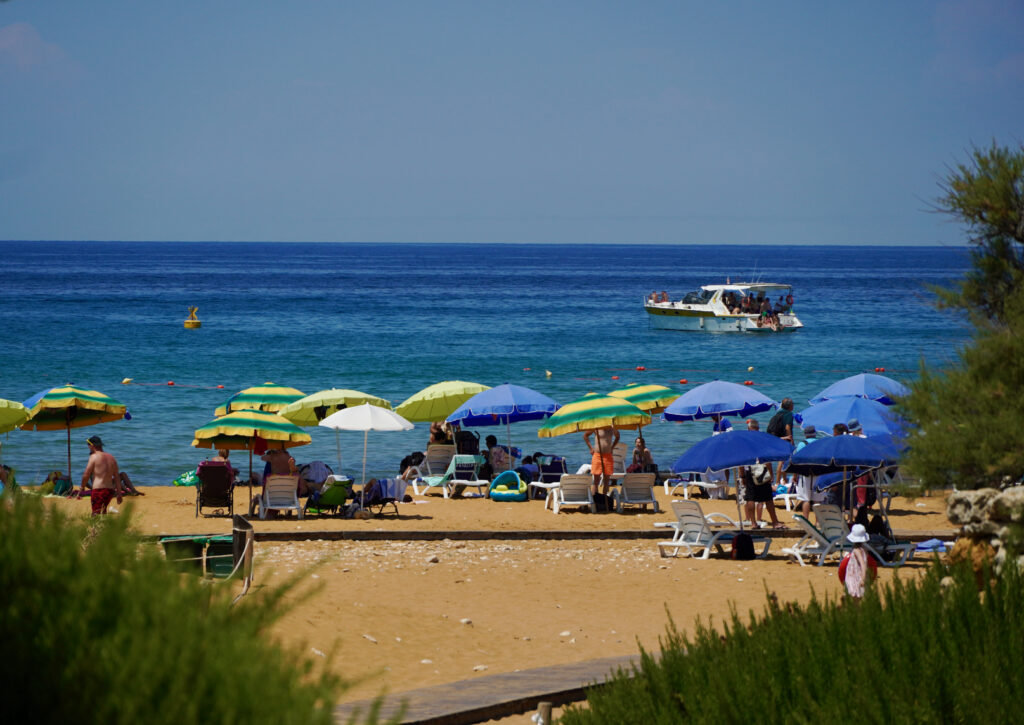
731, 532, 756, 560
766, 410, 787, 437
592, 492, 613, 512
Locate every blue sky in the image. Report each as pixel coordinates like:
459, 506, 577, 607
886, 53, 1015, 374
1, 1, 1021, 244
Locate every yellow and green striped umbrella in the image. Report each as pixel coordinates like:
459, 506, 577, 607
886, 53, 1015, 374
214, 382, 306, 417
192, 409, 312, 450
279, 388, 392, 427
607, 383, 680, 415
0, 398, 30, 435
395, 380, 491, 422
537, 392, 650, 438
20, 385, 128, 479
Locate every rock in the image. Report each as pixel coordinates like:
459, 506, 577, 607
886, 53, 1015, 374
426, 554, 440, 564
559, 630, 571, 637
989, 487, 1024, 524
460, 618, 473, 626
421, 659, 433, 664
946, 488, 1000, 526
473, 665, 488, 672
362, 634, 378, 644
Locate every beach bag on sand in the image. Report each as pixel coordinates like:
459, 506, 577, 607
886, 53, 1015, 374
731, 532, 755, 560
592, 492, 613, 512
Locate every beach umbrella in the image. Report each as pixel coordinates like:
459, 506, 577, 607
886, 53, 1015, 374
607, 383, 680, 415
193, 409, 312, 496
446, 383, 560, 462
798, 397, 905, 438
318, 404, 414, 507
214, 382, 306, 417
662, 380, 778, 422
280, 388, 393, 426
784, 434, 898, 476
809, 373, 910, 406
281, 388, 393, 470
21, 385, 128, 480
537, 393, 650, 457
0, 398, 29, 434
671, 430, 794, 475
395, 380, 491, 422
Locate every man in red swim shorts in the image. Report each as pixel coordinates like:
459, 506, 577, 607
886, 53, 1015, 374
584, 426, 620, 497
82, 436, 122, 516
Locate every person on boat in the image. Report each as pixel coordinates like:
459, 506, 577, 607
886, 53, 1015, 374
659, 290, 670, 303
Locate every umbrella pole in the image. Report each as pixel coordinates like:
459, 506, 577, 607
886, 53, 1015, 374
335, 429, 342, 472
360, 430, 368, 508
66, 425, 72, 483
506, 419, 513, 469
248, 444, 254, 501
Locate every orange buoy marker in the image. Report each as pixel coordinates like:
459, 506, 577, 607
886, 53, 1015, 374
217, 384, 225, 389
611, 375, 619, 380
743, 380, 753, 386
636, 366, 646, 371
184, 306, 201, 329
679, 379, 688, 384
168, 381, 175, 386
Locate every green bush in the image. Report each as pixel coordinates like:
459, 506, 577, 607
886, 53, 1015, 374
561, 564, 1024, 724
0, 497, 387, 724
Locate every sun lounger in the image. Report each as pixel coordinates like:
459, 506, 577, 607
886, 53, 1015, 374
552, 474, 595, 514
303, 475, 352, 517
362, 477, 408, 516
657, 500, 770, 559
813, 504, 914, 567
257, 474, 303, 520
613, 472, 659, 513
780, 514, 839, 566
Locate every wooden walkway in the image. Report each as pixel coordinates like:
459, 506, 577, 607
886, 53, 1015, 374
333, 654, 640, 725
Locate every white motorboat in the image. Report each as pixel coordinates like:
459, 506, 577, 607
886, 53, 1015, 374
644, 283, 803, 332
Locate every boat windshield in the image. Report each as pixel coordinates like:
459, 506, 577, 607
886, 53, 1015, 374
682, 289, 713, 304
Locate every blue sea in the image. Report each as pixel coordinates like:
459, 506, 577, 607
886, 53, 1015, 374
0, 242, 969, 486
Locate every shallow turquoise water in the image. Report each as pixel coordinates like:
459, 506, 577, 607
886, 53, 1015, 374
0, 242, 968, 484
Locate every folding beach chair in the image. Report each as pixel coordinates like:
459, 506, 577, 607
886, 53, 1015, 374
257, 474, 303, 520
362, 477, 408, 516
195, 460, 234, 518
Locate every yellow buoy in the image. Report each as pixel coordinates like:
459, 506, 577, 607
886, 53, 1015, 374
184, 306, 202, 329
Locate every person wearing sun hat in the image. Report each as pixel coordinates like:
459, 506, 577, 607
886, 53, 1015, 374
839, 523, 877, 598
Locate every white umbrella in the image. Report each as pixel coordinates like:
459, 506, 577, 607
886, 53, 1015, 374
318, 404, 414, 506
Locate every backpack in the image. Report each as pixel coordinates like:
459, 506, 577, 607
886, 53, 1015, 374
731, 532, 756, 560
766, 410, 787, 437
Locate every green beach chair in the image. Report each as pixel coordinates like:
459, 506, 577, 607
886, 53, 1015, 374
304, 475, 352, 517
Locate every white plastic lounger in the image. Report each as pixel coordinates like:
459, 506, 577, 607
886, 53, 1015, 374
553, 474, 595, 514
657, 500, 770, 559
613, 472, 659, 513
257, 474, 303, 520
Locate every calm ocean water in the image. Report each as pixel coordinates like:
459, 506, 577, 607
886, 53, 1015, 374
0, 242, 968, 486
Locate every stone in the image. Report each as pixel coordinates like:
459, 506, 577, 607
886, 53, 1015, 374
460, 618, 473, 626
362, 634, 378, 644
946, 488, 1000, 526
989, 486, 1024, 524
426, 554, 440, 564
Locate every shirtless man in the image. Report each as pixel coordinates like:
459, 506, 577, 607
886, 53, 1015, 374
584, 426, 619, 496
82, 435, 122, 516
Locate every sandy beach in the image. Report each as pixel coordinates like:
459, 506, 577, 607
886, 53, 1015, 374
40, 485, 953, 711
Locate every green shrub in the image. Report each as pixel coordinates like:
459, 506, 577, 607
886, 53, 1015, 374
0, 497, 388, 724
561, 564, 1024, 724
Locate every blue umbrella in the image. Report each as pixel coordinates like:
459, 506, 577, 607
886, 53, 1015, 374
446, 384, 559, 427
798, 397, 905, 437
809, 373, 910, 406
671, 430, 794, 474
662, 380, 778, 422
446, 383, 560, 461
784, 434, 898, 476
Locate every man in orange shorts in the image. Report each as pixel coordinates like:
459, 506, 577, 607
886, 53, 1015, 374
584, 426, 619, 496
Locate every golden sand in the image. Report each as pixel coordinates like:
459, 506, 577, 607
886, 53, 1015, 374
41, 485, 952, 706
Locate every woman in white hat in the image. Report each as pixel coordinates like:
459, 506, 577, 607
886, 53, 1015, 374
839, 523, 877, 598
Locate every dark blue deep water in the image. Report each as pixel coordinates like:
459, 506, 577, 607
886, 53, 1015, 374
0, 242, 969, 485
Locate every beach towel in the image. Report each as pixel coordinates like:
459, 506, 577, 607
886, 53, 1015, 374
844, 548, 869, 598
